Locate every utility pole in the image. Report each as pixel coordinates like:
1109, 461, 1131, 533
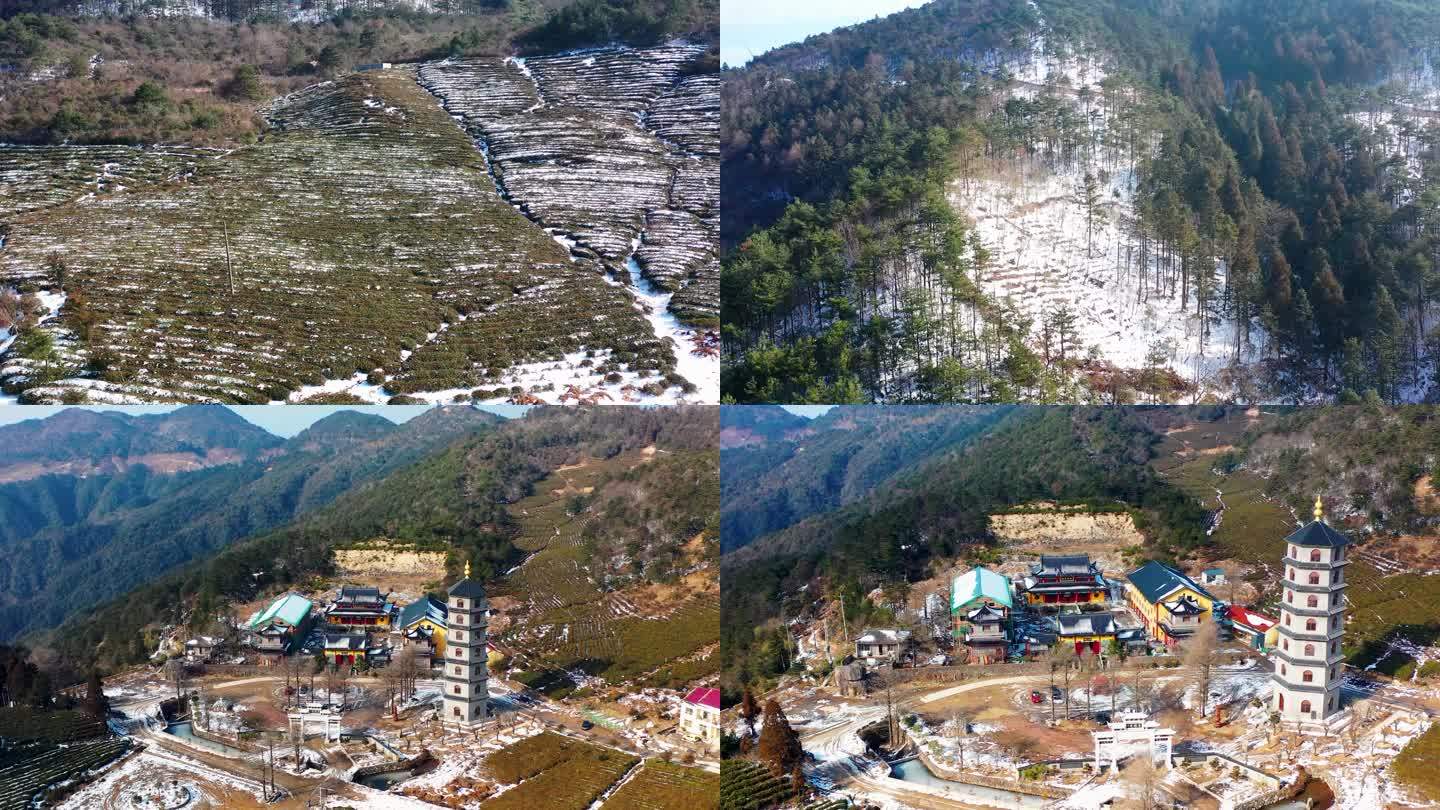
839, 594, 850, 657
884, 681, 892, 743
822, 607, 834, 670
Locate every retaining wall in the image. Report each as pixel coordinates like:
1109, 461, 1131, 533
904, 733, 1071, 800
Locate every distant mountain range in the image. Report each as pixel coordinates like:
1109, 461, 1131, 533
0, 404, 504, 645
719, 405, 1015, 553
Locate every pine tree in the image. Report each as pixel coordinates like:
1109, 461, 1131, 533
1372, 286, 1404, 401
1311, 263, 1347, 357
1265, 248, 1293, 315
84, 670, 107, 718
740, 686, 760, 738
1078, 172, 1104, 258
1048, 306, 1078, 365
757, 699, 803, 776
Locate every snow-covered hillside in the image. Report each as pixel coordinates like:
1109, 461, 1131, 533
70, 0, 444, 20
947, 17, 1256, 397
0, 52, 719, 406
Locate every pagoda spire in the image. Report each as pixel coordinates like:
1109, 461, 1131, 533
1313, 494, 1323, 522
464, 560, 471, 578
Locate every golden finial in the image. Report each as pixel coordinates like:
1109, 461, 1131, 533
464, 560, 471, 579
1313, 495, 1324, 522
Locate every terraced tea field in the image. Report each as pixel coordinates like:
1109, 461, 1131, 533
599, 758, 719, 810
417, 44, 719, 331
0, 48, 719, 405
1157, 415, 1440, 671
0, 737, 129, 810
718, 759, 794, 810
494, 451, 718, 689
481, 733, 639, 810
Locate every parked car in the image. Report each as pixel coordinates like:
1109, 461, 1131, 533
1050, 686, 1064, 702
580, 720, 594, 730
1095, 711, 1111, 724
1029, 690, 1044, 704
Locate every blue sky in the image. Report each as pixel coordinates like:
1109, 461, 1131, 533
0, 404, 529, 437
721, 0, 924, 66
781, 405, 835, 418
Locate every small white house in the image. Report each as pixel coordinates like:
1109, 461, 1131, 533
855, 629, 913, 664
184, 636, 220, 662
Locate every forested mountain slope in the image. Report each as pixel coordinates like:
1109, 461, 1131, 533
721, 0, 1440, 406
0, 404, 502, 644
32, 404, 716, 673
719, 405, 1013, 552
719, 405, 1209, 692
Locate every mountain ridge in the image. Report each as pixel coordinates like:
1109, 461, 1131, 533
0, 405, 511, 643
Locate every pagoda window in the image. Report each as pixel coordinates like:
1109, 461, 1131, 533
1306, 619, 1317, 632
1301, 699, 1311, 715
1307, 595, 1318, 608
1302, 670, 1313, 683
1308, 572, 1320, 585
457, 599, 465, 608
1304, 644, 1314, 656
1310, 549, 1321, 562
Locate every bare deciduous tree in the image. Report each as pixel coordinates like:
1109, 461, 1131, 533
166, 657, 186, 699
1047, 642, 1077, 722
1185, 621, 1219, 719
282, 653, 307, 709
324, 662, 348, 708
1121, 754, 1160, 810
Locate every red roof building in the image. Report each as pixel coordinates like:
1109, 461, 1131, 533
1227, 604, 1279, 652
680, 687, 720, 750
683, 686, 721, 709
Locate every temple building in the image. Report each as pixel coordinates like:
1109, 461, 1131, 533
1020, 555, 1107, 606
950, 566, 1014, 664
322, 633, 370, 667
1055, 612, 1115, 655
442, 562, 490, 726
245, 593, 314, 657
325, 586, 392, 628
398, 595, 448, 665
1271, 497, 1352, 735
1124, 560, 1216, 647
